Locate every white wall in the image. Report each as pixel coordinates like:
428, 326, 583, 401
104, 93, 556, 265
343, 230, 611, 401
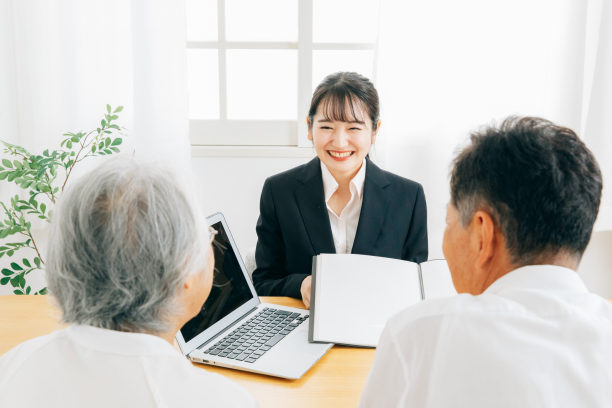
191, 157, 311, 259
577, 231, 612, 299
2, 156, 611, 298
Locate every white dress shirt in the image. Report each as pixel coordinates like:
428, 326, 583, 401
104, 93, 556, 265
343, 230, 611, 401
321, 158, 366, 254
358, 265, 612, 408
0, 325, 258, 408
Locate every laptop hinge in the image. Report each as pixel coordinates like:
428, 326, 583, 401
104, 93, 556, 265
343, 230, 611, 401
196, 306, 259, 351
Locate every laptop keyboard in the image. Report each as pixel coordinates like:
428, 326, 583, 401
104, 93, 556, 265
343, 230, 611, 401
202, 308, 309, 364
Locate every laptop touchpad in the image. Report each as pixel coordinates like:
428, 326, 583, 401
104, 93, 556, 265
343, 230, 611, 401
280, 330, 329, 355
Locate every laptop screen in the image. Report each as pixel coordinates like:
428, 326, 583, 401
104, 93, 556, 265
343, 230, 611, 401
179, 220, 254, 343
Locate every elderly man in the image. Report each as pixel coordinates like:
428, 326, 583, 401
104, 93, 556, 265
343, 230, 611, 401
0, 157, 258, 407
359, 117, 612, 407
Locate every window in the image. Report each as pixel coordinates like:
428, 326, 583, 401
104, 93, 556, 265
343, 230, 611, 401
186, 0, 380, 147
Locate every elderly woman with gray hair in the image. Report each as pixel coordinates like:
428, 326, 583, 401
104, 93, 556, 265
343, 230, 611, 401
0, 156, 258, 408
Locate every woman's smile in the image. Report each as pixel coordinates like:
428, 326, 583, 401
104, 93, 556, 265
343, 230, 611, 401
328, 150, 355, 161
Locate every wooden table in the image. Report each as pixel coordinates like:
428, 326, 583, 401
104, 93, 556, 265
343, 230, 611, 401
0, 296, 375, 408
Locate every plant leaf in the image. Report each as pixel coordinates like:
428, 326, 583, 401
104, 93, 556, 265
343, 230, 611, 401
14, 289, 24, 295
22, 259, 31, 267
1, 269, 12, 276
0, 171, 9, 180
67, 140, 73, 149
41, 203, 46, 214
43, 149, 49, 157
19, 273, 25, 287
113, 106, 123, 113
26, 286, 31, 294
13, 160, 22, 170
0, 277, 9, 285
2, 159, 13, 168
107, 104, 111, 113
71, 136, 79, 143
7, 250, 13, 256
34, 257, 41, 268
105, 137, 111, 148
11, 262, 23, 271
111, 138, 123, 146
101, 119, 106, 127
39, 287, 48, 295
10, 276, 19, 287
110, 147, 120, 153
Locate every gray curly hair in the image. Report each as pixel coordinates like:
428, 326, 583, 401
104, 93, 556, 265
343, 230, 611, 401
46, 155, 209, 334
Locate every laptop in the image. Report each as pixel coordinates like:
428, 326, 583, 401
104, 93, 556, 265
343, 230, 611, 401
176, 212, 333, 379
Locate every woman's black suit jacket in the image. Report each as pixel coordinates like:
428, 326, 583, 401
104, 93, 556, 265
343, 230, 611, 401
252, 157, 428, 298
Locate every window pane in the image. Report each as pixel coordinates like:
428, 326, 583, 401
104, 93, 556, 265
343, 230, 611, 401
225, 0, 298, 42
187, 49, 220, 119
226, 50, 297, 120
185, 0, 218, 41
313, 0, 380, 43
312, 50, 375, 92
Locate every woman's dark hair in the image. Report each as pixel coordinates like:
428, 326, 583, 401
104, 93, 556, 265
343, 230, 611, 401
308, 72, 380, 132
450, 116, 603, 265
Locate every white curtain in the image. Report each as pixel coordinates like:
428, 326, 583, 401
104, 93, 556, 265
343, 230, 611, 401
0, 0, 191, 295
374, 0, 612, 259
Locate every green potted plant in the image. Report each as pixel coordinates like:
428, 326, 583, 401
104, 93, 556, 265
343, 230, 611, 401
0, 105, 127, 295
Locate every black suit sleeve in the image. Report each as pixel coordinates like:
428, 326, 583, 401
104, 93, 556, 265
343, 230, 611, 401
252, 179, 309, 298
402, 184, 428, 263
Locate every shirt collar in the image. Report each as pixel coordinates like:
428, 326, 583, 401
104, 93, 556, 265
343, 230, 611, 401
483, 265, 589, 296
320, 158, 367, 203
66, 324, 180, 357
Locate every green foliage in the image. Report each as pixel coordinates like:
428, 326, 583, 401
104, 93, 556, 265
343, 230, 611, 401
0, 105, 127, 295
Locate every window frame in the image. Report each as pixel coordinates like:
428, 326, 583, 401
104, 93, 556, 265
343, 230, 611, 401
187, 0, 376, 147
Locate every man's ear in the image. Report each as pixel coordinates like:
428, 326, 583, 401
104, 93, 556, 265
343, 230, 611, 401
472, 210, 497, 270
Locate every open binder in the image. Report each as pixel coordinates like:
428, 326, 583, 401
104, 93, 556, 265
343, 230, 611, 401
308, 254, 457, 348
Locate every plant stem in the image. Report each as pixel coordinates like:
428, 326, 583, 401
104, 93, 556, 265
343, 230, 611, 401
25, 228, 44, 265
12, 207, 44, 265
61, 130, 96, 192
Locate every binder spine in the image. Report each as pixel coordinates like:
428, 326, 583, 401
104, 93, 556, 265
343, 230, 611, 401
418, 264, 425, 301
308, 255, 318, 342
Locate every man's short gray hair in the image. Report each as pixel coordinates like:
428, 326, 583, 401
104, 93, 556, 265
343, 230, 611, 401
47, 156, 209, 334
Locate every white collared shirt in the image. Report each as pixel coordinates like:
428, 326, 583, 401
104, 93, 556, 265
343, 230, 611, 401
358, 265, 612, 408
320, 158, 366, 254
0, 325, 258, 408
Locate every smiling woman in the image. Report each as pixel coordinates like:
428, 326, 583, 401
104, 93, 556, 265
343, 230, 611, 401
252, 72, 429, 307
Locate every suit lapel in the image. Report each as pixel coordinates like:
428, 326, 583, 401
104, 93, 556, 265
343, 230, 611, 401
351, 158, 391, 255
295, 158, 336, 255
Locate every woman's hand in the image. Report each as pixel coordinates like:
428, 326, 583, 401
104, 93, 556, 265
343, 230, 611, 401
300, 276, 312, 309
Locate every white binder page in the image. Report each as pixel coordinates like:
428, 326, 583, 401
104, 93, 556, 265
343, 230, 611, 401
420, 259, 458, 300
315, 254, 422, 347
